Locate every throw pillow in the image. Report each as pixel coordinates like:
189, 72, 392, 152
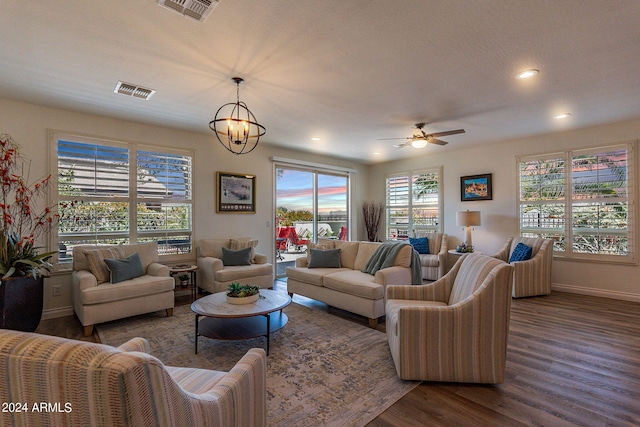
83, 247, 126, 284
222, 246, 253, 266
229, 239, 258, 262
509, 242, 533, 263
308, 248, 342, 268
104, 253, 145, 284
306, 240, 334, 263
409, 237, 430, 254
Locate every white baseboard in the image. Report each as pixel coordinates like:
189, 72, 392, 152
42, 306, 74, 320
552, 283, 640, 303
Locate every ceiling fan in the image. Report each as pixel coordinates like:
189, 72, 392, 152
379, 123, 465, 148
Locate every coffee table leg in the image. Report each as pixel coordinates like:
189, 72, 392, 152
265, 313, 271, 356
195, 314, 200, 354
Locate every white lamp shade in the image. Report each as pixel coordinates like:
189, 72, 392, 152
410, 139, 428, 148
456, 210, 481, 227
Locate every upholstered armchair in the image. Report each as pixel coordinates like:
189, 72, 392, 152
411, 231, 448, 280
385, 254, 514, 383
197, 238, 274, 294
72, 242, 175, 336
493, 236, 553, 298
0, 329, 267, 427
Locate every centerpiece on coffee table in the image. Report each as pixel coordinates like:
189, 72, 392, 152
226, 282, 261, 304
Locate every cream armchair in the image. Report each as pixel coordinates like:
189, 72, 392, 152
0, 329, 267, 427
386, 254, 514, 383
493, 236, 553, 298
197, 238, 274, 294
412, 231, 448, 280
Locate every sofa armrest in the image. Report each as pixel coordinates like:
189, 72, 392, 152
491, 239, 512, 262
295, 257, 309, 268
254, 253, 267, 264
147, 262, 170, 277
437, 235, 448, 279
386, 274, 454, 303
374, 266, 411, 286
72, 270, 98, 291
117, 337, 151, 354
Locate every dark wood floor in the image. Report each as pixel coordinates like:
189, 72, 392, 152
37, 283, 640, 427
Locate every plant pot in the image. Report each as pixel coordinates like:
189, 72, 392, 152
180, 280, 190, 288
0, 275, 44, 332
226, 293, 259, 305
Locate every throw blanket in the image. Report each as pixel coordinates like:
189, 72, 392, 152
362, 241, 423, 285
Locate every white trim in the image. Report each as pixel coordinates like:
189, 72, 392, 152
552, 282, 640, 303
42, 306, 74, 320
271, 156, 357, 174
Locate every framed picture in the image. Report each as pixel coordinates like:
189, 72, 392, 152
460, 173, 493, 201
216, 171, 256, 213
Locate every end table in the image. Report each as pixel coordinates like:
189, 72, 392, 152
169, 264, 198, 300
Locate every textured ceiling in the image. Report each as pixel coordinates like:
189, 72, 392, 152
1, 1, 639, 163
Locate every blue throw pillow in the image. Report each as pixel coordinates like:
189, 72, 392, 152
103, 253, 145, 284
308, 248, 341, 268
409, 237, 430, 254
222, 246, 253, 266
509, 243, 533, 263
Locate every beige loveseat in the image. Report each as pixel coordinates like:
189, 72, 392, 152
197, 238, 274, 294
286, 240, 414, 328
0, 329, 267, 427
72, 242, 175, 336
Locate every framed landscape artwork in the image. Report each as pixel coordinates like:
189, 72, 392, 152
460, 173, 493, 201
216, 171, 256, 213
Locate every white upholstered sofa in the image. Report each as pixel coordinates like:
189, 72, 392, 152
0, 329, 267, 427
72, 242, 175, 336
286, 240, 415, 327
197, 238, 274, 294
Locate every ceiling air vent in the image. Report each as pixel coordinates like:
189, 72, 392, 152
114, 81, 156, 100
157, 0, 219, 22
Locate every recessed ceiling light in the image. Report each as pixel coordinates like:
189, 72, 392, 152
311, 137, 320, 141
373, 152, 381, 155
515, 69, 539, 79
554, 113, 571, 119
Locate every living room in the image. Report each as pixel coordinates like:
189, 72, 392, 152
1, 1, 640, 426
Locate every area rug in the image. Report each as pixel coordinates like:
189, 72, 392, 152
96, 302, 419, 426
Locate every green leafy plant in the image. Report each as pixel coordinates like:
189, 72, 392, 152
0, 133, 68, 279
178, 274, 190, 282
226, 282, 260, 298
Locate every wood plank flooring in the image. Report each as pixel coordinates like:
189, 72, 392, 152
37, 286, 640, 426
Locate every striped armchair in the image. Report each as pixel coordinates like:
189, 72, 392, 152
493, 236, 553, 298
413, 231, 448, 281
0, 330, 267, 427
386, 254, 514, 383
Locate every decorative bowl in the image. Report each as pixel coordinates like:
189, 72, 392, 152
226, 293, 259, 305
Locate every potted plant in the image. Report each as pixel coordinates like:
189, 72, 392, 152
226, 282, 261, 305
0, 133, 64, 332
178, 273, 190, 287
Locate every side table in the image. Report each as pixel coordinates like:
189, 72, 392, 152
169, 264, 198, 300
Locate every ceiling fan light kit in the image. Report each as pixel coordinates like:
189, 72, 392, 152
381, 122, 465, 149
209, 77, 266, 155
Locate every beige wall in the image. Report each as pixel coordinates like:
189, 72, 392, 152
0, 98, 369, 318
368, 118, 640, 301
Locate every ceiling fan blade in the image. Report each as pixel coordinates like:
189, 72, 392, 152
377, 137, 412, 141
427, 129, 465, 138
393, 141, 411, 148
427, 138, 448, 146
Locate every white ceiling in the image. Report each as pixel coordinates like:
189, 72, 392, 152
1, 1, 640, 163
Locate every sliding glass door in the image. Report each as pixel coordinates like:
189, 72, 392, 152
275, 166, 349, 276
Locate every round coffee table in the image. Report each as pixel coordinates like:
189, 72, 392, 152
191, 289, 291, 355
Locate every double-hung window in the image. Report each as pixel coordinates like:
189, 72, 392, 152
518, 142, 635, 263
53, 132, 193, 261
385, 168, 442, 240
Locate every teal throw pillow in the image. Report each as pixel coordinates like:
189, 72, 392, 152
222, 246, 253, 266
104, 253, 145, 284
409, 237, 430, 254
509, 243, 533, 263
308, 248, 341, 268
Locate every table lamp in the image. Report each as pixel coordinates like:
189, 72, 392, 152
456, 210, 481, 248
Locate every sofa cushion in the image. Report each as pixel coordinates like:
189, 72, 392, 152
409, 236, 430, 254
120, 242, 159, 270
83, 247, 126, 284
419, 253, 440, 267
222, 247, 253, 266
199, 239, 230, 259
215, 263, 273, 282
286, 266, 350, 287
353, 242, 382, 271
104, 253, 145, 284
333, 240, 359, 269
308, 248, 341, 268
80, 275, 175, 305
323, 270, 383, 299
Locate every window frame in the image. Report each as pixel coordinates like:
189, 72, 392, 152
517, 141, 636, 264
50, 131, 194, 263
385, 167, 443, 240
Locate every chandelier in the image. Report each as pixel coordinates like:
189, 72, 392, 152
209, 77, 266, 155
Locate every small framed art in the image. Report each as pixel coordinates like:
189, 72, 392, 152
460, 173, 492, 201
216, 171, 256, 213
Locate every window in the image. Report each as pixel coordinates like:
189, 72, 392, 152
53, 133, 193, 261
518, 142, 635, 262
386, 168, 442, 240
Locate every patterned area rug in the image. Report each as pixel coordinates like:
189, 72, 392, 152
96, 302, 419, 427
